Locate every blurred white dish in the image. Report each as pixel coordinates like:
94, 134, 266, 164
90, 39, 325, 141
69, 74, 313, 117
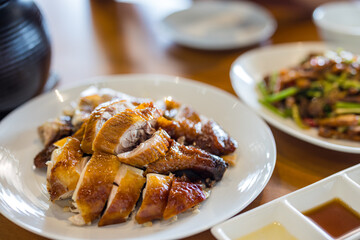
0, 74, 276, 240
161, 1, 276, 50
230, 42, 360, 153
313, 2, 360, 54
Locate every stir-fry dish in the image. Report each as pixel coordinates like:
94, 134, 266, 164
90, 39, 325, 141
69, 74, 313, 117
34, 87, 237, 227
258, 50, 360, 141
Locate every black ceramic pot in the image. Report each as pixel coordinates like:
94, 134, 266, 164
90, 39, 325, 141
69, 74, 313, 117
0, 0, 51, 116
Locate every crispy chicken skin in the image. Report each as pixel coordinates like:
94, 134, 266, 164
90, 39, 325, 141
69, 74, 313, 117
71, 86, 150, 129
146, 141, 227, 182
34, 144, 57, 168
81, 100, 136, 154
37, 116, 73, 146
69, 152, 121, 225
92, 103, 162, 154
72, 122, 86, 142
135, 174, 173, 224
72, 94, 114, 129
156, 101, 237, 156
98, 165, 145, 227
157, 116, 237, 156
163, 179, 206, 220
34, 122, 86, 169
46, 137, 86, 201
117, 129, 171, 168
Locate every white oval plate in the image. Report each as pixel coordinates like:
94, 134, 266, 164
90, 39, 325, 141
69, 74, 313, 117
230, 42, 360, 153
160, 1, 276, 50
0, 74, 276, 240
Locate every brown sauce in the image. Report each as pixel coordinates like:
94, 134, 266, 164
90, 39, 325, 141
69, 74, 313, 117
303, 198, 360, 238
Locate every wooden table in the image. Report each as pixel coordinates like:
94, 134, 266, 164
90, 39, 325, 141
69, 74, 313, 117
1, 0, 359, 239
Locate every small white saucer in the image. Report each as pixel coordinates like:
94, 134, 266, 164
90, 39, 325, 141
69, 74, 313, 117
160, 1, 276, 50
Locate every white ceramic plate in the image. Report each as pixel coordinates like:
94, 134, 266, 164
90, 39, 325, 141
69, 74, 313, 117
230, 42, 360, 153
160, 1, 276, 50
0, 74, 276, 240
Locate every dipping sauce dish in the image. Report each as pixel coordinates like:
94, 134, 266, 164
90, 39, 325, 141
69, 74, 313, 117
211, 164, 360, 240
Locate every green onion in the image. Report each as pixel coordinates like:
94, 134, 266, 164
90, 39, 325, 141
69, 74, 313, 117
338, 72, 348, 82
334, 102, 360, 115
264, 87, 298, 103
257, 81, 269, 97
269, 72, 279, 92
336, 102, 360, 109
335, 108, 360, 114
340, 80, 360, 90
259, 99, 287, 118
306, 89, 322, 98
325, 73, 338, 82
291, 104, 309, 129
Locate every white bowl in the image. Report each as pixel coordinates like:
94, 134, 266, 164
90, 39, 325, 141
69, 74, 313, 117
313, 2, 360, 54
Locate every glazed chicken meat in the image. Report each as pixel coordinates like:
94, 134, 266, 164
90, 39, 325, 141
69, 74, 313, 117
34, 87, 237, 227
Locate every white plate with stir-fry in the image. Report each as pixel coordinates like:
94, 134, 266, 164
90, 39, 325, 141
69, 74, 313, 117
0, 74, 276, 240
231, 42, 360, 153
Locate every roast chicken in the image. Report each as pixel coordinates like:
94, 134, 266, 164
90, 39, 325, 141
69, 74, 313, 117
81, 100, 136, 154
34, 88, 237, 227
98, 164, 145, 226
163, 178, 206, 220
92, 103, 162, 154
69, 152, 120, 225
135, 173, 173, 224
46, 137, 87, 201
146, 140, 227, 182
117, 129, 171, 168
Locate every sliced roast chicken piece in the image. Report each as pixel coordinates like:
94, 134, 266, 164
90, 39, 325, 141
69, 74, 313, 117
98, 165, 145, 227
34, 122, 86, 169
69, 152, 120, 226
158, 116, 237, 156
34, 144, 57, 169
117, 129, 171, 168
93, 103, 162, 155
71, 94, 114, 129
37, 115, 73, 146
72, 122, 86, 142
155, 97, 181, 119
146, 141, 227, 182
173, 105, 201, 122
71, 87, 150, 128
81, 100, 136, 154
163, 178, 206, 220
135, 174, 173, 224
46, 137, 87, 201
157, 102, 237, 156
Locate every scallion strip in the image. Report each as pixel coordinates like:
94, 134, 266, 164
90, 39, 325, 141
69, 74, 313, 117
257, 82, 269, 98
259, 99, 287, 118
336, 102, 360, 109
335, 108, 360, 115
269, 72, 278, 92
291, 104, 309, 129
265, 87, 298, 103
